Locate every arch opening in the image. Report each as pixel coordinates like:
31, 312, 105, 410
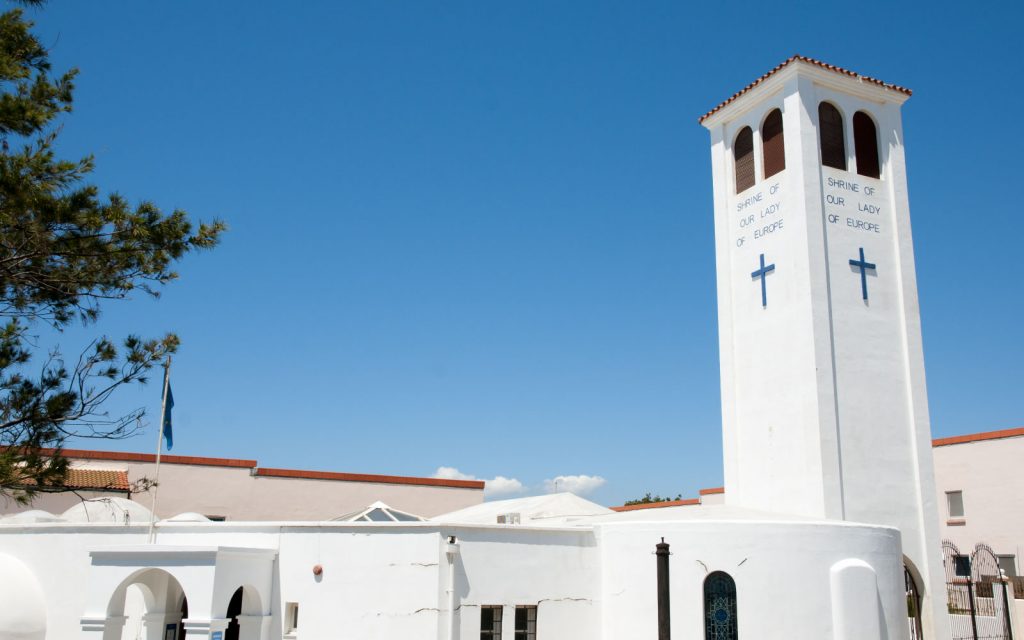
904, 558, 924, 640
105, 568, 188, 640
853, 111, 880, 178
178, 597, 189, 640
818, 102, 847, 170
225, 588, 243, 640
734, 126, 755, 193
0, 553, 47, 640
704, 570, 738, 640
222, 585, 263, 640
762, 109, 785, 178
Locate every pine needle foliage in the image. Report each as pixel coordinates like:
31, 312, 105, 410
0, 4, 225, 504
622, 492, 684, 507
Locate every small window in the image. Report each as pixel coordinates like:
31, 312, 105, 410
954, 554, 971, 577
480, 606, 502, 639
205, 515, 227, 522
818, 102, 846, 170
853, 111, 880, 178
284, 602, 299, 635
947, 491, 965, 519
734, 127, 755, 193
761, 109, 785, 178
514, 605, 536, 640
998, 556, 1017, 578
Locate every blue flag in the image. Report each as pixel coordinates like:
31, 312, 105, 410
161, 371, 174, 451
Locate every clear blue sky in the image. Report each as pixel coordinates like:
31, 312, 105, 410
24, 0, 1023, 506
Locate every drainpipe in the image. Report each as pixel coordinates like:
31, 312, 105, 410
446, 535, 460, 640
656, 538, 671, 640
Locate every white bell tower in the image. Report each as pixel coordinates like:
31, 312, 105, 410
700, 56, 948, 638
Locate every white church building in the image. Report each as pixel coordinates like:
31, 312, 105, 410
0, 56, 964, 640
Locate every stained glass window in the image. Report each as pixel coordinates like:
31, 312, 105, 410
704, 571, 738, 640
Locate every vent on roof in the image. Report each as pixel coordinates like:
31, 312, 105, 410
331, 501, 426, 522
497, 512, 521, 525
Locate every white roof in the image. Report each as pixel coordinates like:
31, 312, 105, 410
163, 512, 211, 523
61, 497, 153, 524
0, 510, 64, 524
432, 492, 613, 526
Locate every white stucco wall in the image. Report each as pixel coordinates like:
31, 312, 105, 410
0, 512, 911, 640
598, 518, 907, 640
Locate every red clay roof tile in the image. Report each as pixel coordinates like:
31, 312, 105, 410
254, 467, 485, 490
60, 468, 130, 491
1, 446, 483, 490
699, 55, 912, 125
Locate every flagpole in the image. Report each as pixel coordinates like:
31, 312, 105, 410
147, 356, 171, 543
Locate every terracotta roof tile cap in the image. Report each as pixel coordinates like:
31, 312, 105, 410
610, 498, 700, 512
933, 426, 1024, 447
699, 55, 912, 124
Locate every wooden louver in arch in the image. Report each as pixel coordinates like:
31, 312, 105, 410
734, 127, 755, 193
762, 109, 785, 179
818, 103, 846, 171
853, 111, 881, 179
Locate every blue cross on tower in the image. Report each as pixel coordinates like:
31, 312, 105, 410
751, 253, 775, 307
849, 247, 877, 300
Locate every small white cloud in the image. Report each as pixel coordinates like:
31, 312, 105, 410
432, 467, 524, 498
543, 474, 606, 496
433, 466, 475, 481
484, 475, 524, 497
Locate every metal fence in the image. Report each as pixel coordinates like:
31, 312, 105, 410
943, 540, 1014, 640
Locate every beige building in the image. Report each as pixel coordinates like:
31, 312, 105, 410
0, 448, 484, 520
933, 426, 1024, 578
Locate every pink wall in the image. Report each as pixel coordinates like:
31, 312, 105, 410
933, 431, 1024, 576
1, 451, 483, 521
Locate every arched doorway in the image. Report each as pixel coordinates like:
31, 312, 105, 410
105, 568, 188, 640
225, 587, 243, 640
222, 585, 264, 640
904, 562, 924, 640
177, 597, 189, 640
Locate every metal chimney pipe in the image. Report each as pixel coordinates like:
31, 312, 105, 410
656, 537, 671, 640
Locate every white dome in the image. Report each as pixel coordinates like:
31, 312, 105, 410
0, 510, 63, 524
0, 553, 47, 640
164, 512, 211, 522
61, 497, 153, 524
